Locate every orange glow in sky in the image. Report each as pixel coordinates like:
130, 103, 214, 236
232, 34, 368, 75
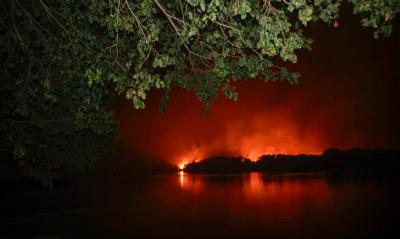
172, 113, 323, 165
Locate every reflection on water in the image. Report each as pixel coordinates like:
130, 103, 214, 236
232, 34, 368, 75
177, 172, 333, 223
1, 173, 399, 238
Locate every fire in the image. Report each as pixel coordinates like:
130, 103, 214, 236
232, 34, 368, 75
175, 148, 204, 168
178, 163, 185, 170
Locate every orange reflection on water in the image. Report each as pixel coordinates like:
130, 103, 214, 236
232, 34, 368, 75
178, 172, 331, 220
242, 173, 331, 219
177, 172, 204, 193
179, 171, 184, 188
244, 172, 266, 199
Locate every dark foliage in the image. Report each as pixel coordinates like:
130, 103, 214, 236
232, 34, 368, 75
0, 0, 116, 187
185, 156, 253, 173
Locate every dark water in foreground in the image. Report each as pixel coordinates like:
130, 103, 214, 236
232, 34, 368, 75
1, 172, 400, 239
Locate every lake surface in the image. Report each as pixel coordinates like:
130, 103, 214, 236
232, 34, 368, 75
1, 172, 399, 238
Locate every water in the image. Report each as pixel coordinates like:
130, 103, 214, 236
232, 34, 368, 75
1, 172, 399, 238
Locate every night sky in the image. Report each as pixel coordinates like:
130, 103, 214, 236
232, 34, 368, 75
113, 8, 400, 167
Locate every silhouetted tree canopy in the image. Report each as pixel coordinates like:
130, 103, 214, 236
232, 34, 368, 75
1, 0, 399, 185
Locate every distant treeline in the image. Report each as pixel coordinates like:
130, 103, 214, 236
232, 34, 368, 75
184, 148, 400, 177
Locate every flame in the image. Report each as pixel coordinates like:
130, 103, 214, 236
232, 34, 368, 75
175, 147, 205, 167
178, 163, 185, 170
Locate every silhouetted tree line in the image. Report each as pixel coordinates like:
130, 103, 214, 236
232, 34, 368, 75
184, 156, 253, 173
184, 148, 400, 177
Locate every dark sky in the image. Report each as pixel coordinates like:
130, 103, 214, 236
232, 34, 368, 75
113, 8, 400, 167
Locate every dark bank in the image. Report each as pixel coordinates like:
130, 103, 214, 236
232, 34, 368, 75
184, 148, 400, 179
